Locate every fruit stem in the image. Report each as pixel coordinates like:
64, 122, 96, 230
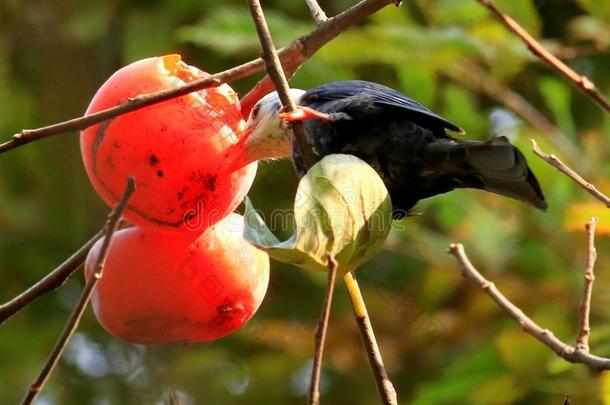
343, 272, 398, 405
308, 256, 338, 405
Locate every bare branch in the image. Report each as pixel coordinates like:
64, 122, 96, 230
305, 0, 328, 24
247, 0, 322, 169
1, 0, 393, 154
240, 0, 394, 114
532, 140, 610, 207
247, 0, 299, 112
309, 257, 338, 405
448, 243, 610, 370
576, 217, 598, 351
21, 177, 136, 405
476, 0, 610, 114
0, 230, 104, 326
0, 69, 241, 154
344, 272, 397, 405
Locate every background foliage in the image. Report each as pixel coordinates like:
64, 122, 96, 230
1, 0, 610, 403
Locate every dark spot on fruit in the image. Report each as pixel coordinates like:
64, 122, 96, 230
212, 297, 247, 327
157, 170, 164, 177
204, 176, 216, 191
188, 172, 216, 192
177, 186, 190, 202
218, 305, 232, 314
113, 141, 121, 149
149, 155, 159, 166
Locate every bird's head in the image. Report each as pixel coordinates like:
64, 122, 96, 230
237, 89, 306, 166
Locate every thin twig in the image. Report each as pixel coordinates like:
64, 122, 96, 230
240, 0, 394, 114
476, 0, 610, 114
1, 0, 393, 154
309, 257, 338, 405
247, 0, 319, 169
1, 69, 235, 154
576, 217, 598, 352
0, 230, 104, 326
532, 140, 610, 207
305, 0, 328, 24
343, 272, 397, 405
239, 0, 330, 114
446, 62, 586, 171
21, 177, 136, 405
448, 243, 610, 370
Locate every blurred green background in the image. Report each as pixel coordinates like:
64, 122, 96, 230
1, 0, 610, 403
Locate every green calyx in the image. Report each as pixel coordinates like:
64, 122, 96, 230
244, 154, 392, 274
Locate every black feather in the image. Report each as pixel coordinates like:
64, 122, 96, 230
301, 80, 464, 134
292, 80, 547, 216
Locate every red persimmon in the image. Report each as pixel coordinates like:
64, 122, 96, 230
84, 214, 270, 344
80, 55, 256, 232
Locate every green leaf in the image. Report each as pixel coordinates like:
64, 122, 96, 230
429, 0, 489, 27
177, 7, 308, 55
244, 154, 392, 273
123, 10, 176, 61
317, 25, 484, 70
396, 63, 437, 107
411, 344, 505, 405
576, 0, 610, 23
442, 85, 485, 137
539, 77, 576, 139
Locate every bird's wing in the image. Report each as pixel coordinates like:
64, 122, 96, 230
302, 80, 464, 133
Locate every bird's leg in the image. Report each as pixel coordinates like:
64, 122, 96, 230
279, 106, 351, 123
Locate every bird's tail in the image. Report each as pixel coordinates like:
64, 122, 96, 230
426, 136, 547, 210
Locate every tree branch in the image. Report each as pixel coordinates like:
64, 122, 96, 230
448, 243, 610, 371
21, 177, 136, 405
576, 217, 598, 352
532, 140, 610, 207
239, 0, 394, 114
344, 272, 397, 405
476, 0, 610, 114
246, 0, 301, 112
247, 0, 330, 169
0, 230, 104, 326
1, 68, 236, 154
309, 257, 338, 405
1, 0, 394, 154
305, 0, 328, 24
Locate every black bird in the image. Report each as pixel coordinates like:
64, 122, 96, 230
240, 80, 547, 217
